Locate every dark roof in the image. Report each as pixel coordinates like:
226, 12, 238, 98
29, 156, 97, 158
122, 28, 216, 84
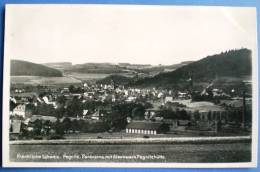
60, 117, 79, 122
146, 108, 161, 112
126, 121, 163, 130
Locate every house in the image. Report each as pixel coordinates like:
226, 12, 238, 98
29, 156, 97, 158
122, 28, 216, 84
165, 96, 173, 103
126, 96, 136, 102
10, 119, 22, 140
83, 83, 88, 88
83, 109, 89, 118
10, 97, 17, 104
145, 108, 161, 120
12, 104, 33, 119
84, 92, 95, 99
157, 92, 164, 98
42, 96, 57, 108
10, 120, 22, 134
126, 121, 166, 135
14, 89, 25, 93
61, 87, 70, 94
89, 110, 104, 120
177, 92, 190, 99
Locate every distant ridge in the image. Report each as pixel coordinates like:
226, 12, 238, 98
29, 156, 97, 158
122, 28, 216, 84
11, 60, 63, 77
132, 48, 252, 88
43, 62, 72, 71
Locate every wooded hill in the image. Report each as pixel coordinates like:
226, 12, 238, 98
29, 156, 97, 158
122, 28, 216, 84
131, 48, 252, 88
11, 60, 63, 77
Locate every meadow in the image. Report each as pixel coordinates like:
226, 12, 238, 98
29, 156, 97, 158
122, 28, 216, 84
11, 76, 82, 85
65, 72, 111, 81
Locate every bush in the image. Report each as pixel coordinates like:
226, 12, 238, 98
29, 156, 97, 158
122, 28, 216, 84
83, 122, 109, 133
33, 136, 43, 140
47, 134, 64, 140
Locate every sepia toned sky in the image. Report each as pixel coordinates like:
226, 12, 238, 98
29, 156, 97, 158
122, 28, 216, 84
5, 4, 257, 65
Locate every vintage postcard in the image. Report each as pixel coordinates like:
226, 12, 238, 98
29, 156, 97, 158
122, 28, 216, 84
2, 4, 258, 167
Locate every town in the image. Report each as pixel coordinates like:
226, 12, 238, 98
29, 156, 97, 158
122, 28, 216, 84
9, 78, 252, 140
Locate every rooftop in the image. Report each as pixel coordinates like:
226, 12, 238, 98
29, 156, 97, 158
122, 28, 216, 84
126, 121, 163, 130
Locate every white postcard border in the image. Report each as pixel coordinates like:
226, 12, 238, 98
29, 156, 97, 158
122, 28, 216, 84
2, 4, 259, 168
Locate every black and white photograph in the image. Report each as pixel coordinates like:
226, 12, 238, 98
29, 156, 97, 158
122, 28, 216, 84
2, 4, 258, 167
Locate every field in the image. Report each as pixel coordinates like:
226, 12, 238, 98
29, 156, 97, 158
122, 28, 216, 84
172, 99, 225, 112
66, 72, 136, 81
65, 72, 111, 81
11, 73, 136, 85
11, 76, 81, 85
10, 142, 251, 162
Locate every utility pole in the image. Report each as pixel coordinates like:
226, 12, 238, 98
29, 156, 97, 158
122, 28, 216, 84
241, 89, 246, 129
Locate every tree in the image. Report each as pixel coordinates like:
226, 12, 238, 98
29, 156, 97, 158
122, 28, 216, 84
33, 119, 43, 135
43, 120, 52, 135
71, 120, 79, 132
35, 104, 56, 117
67, 97, 83, 117
106, 103, 135, 131
160, 123, 170, 133
76, 119, 85, 132
55, 107, 67, 119
54, 119, 64, 135
82, 100, 98, 112
160, 109, 177, 120
131, 105, 145, 120
144, 102, 153, 109
10, 100, 16, 111
179, 109, 190, 120
20, 122, 30, 138
62, 117, 72, 133
68, 85, 83, 93
56, 95, 66, 106
69, 85, 75, 93
193, 110, 200, 121
208, 111, 212, 121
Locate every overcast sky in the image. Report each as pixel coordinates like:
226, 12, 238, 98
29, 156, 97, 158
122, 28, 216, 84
5, 4, 257, 65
